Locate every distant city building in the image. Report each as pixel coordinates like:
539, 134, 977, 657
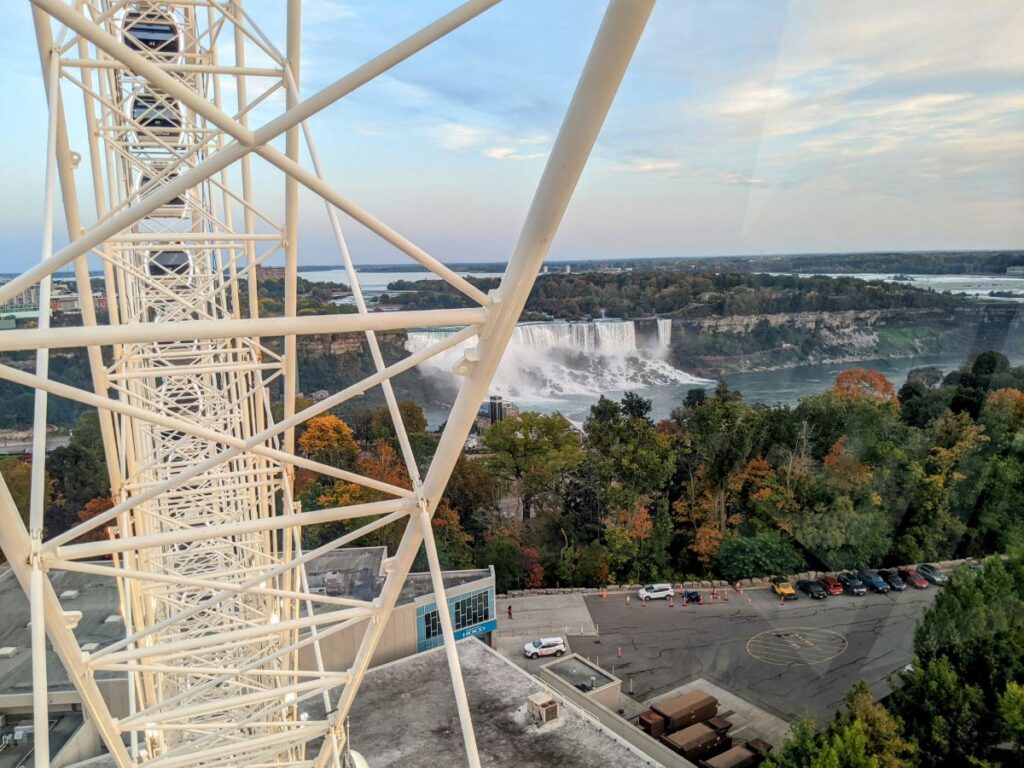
0, 280, 40, 312
1007, 266, 1024, 278
256, 265, 287, 280
0, 279, 106, 317
488, 395, 504, 424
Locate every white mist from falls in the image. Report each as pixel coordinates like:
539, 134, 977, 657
406, 320, 712, 403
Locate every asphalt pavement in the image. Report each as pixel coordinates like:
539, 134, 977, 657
569, 585, 937, 723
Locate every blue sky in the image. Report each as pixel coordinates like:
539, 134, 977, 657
1, 0, 1022, 270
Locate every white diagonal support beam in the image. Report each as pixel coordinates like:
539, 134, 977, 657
4, 2, 654, 766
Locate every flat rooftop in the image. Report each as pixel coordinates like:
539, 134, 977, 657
0, 566, 125, 699
61, 641, 656, 768
322, 639, 658, 768
544, 655, 616, 692
305, 547, 491, 606
0, 711, 82, 768
0, 548, 492, 702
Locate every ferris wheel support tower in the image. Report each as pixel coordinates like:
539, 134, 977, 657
0, 1, 655, 766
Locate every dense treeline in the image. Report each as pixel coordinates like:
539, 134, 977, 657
384, 271, 964, 321
767, 554, 1024, 767
0, 350, 93, 428
291, 349, 1024, 594
310, 249, 1024, 278
754, 249, 1024, 277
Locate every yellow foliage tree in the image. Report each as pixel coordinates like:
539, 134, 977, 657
298, 413, 360, 470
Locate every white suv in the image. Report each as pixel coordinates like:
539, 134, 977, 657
523, 637, 566, 660
638, 583, 673, 601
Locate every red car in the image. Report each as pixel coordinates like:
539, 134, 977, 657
817, 576, 844, 595
898, 568, 929, 589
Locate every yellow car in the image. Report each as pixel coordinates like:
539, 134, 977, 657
771, 577, 798, 600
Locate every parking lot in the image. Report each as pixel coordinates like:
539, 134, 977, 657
568, 585, 938, 722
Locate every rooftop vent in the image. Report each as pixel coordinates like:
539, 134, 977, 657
60, 589, 80, 600
104, 614, 122, 624
527, 691, 560, 725
81, 643, 100, 652
0, 647, 17, 659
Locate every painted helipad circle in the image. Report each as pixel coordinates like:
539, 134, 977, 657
746, 627, 848, 666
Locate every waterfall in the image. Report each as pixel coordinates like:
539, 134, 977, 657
406, 319, 710, 403
657, 318, 672, 349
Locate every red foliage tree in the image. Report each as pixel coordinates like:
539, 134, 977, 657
522, 546, 544, 588
831, 369, 898, 405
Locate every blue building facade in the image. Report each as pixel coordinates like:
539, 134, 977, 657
415, 585, 497, 653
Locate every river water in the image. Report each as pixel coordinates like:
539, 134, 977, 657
300, 267, 1022, 425
421, 352, 985, 428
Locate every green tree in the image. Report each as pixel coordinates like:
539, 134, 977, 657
621, 390, 653, 422
443, 455, 498, 544
370, 400, 428, 440
584, 394, 675, 507
0, 456, 36, 532
764, 717, 824, 768
893, 657, 984, 768
604, 524, 638, 583
479, 535, 525, 593
715, 530, 804, 582
999, 681, 1024, 761
795, 498, 891, 571
842, 680, 915, 768
482, 412, 582, 521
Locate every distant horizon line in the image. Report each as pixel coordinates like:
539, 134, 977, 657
4, 246, 1022, 279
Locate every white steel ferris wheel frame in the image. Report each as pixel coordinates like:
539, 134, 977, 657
0, 1, 654, 767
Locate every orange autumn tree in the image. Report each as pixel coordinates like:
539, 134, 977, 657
78, 496, 116, 543
674, 458, 769, 567
831, 369, 898, 406
314, 439, 412, 552
822, 436, 872, 494
430, 500, 474, 569
298, 413, 360, 470
980, 388, 1024, 448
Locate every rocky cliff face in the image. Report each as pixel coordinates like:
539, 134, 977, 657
667, 306, 1021, 375
673, 307, 951, 335
296, 331, 406, 357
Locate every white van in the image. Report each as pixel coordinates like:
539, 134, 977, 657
523, 637, 566, 660
638, 583, 673, 601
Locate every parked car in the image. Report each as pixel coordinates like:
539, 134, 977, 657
917, 563, 948, 585
523, 637, 566, 660
680, 589, 702, 604
817, 575, 844, 596
878, 570, 906, 592
967, 559, 985, 574
837, 571, 867, 596
771, 577, 798, 600
638, 583, 673, 601
897, 568, 929, 589
857, 569, 891, 593
796, 580, 827, 599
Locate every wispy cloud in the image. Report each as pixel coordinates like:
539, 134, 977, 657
431, 122, 486, 150
302, 0, 357, 24
608, 159, 685, 176
485, 147, 544, 161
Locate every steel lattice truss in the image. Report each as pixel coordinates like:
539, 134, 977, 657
0, 1, 653, 767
